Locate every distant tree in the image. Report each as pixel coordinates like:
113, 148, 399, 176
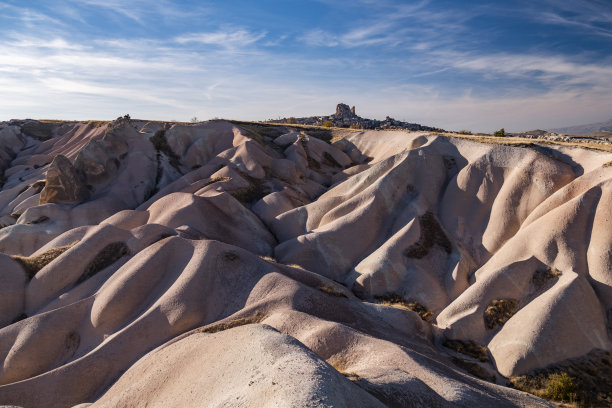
322, 121, 333, 128
457, 130, 472, 135
286, 117, 297, 124
493, 128, 506, 137
190, 116, 199, 123
123, 114, 131, 120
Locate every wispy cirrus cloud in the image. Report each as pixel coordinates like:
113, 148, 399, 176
300, 0, 470, 49
518, 0, 612, 38
437, 51, 612, 93
175, 29, 267, 48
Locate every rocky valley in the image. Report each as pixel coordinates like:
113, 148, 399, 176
0, 117, 610, 407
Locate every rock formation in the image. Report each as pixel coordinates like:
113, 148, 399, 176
39, 155, 90, 204
272, 103, 443, 131
0, 117, 610, 407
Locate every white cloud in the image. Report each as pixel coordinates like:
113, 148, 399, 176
299, 29, 339, 47
175, 29, 267, 48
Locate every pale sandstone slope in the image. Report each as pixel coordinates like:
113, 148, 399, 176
0, 117, 609, 407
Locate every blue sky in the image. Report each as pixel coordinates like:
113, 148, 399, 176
1, 0, 611, 132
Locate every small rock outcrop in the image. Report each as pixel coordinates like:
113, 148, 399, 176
39, 155, 90, 204
20, 120, 54, 141
334, 103, 355, 119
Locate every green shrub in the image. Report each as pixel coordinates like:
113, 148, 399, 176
545, 372, 577, 401
322, 121, 333, 128
493, 128, 506, 137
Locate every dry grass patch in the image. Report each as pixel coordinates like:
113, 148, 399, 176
329, 356, 362, 382
322, 151, 342, 168
532, 266, 561, 291
443, 338, 489, 362
374, 293, 434, 322
199, 176, 232, 189
25, 215, 49, 225
86, 120, 109, 128
259, 255, 277, 262
404, 211, 452, 259
224, 251, 239, 261
12, 241, 77, 280
318, 284, 348, 298
440, 132, 612, 153
230, 172, 267, 204
509, 349, 612, 407
286, 263, 307, 270
484, 299, 518, 330
199, 311, 265, 334
76, 242, 129, 284
452, 357, 495, 382
339, 371, 362, 382
603, 160, 612, 168
150, 129, 180, 167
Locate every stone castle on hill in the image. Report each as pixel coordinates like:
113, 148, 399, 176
270, 103, 443, 132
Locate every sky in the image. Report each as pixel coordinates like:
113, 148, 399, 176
1, 0, 611, 132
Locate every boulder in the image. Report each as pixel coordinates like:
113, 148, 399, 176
39, 155, 90, 204
21, 120, 54, 141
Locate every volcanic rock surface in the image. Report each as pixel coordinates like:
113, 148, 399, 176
0, 117, 610, 407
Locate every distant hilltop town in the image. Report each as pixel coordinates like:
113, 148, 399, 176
269, 103, 444, 132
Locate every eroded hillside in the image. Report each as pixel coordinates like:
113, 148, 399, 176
0, 117, 610, 407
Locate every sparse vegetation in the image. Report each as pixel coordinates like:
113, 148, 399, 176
329, 355, 362, 381
322, 120, 333, 128
12, 241, 78, 280
149, 129, 180, 168
286, 117, 297, 124
318, 284, 348, 298
203, 176, 232, 189
457, 130, 472, 135
224, 251, 239, 261
30, 179, 46, 192
532, 266, 561, 291
86, 120, 108, 128
76, 242, 129, 284
452, 357, 495, 382
545, 372, 577, 401
603, 160, 612, 168
509, 349, 612, 407
199, 311, 265, 334
484, 298, 518, 330
322, 151, 342, 168
443, 338, 489, 362
493, 128, 506, 137
339, 371, 362, 381
259, 255, 277, 262
404, 211, 452, 259
286, 263, 307, 270
230, 172, 267, 204
374, 293, 434, 321
25, 215, 49, 225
